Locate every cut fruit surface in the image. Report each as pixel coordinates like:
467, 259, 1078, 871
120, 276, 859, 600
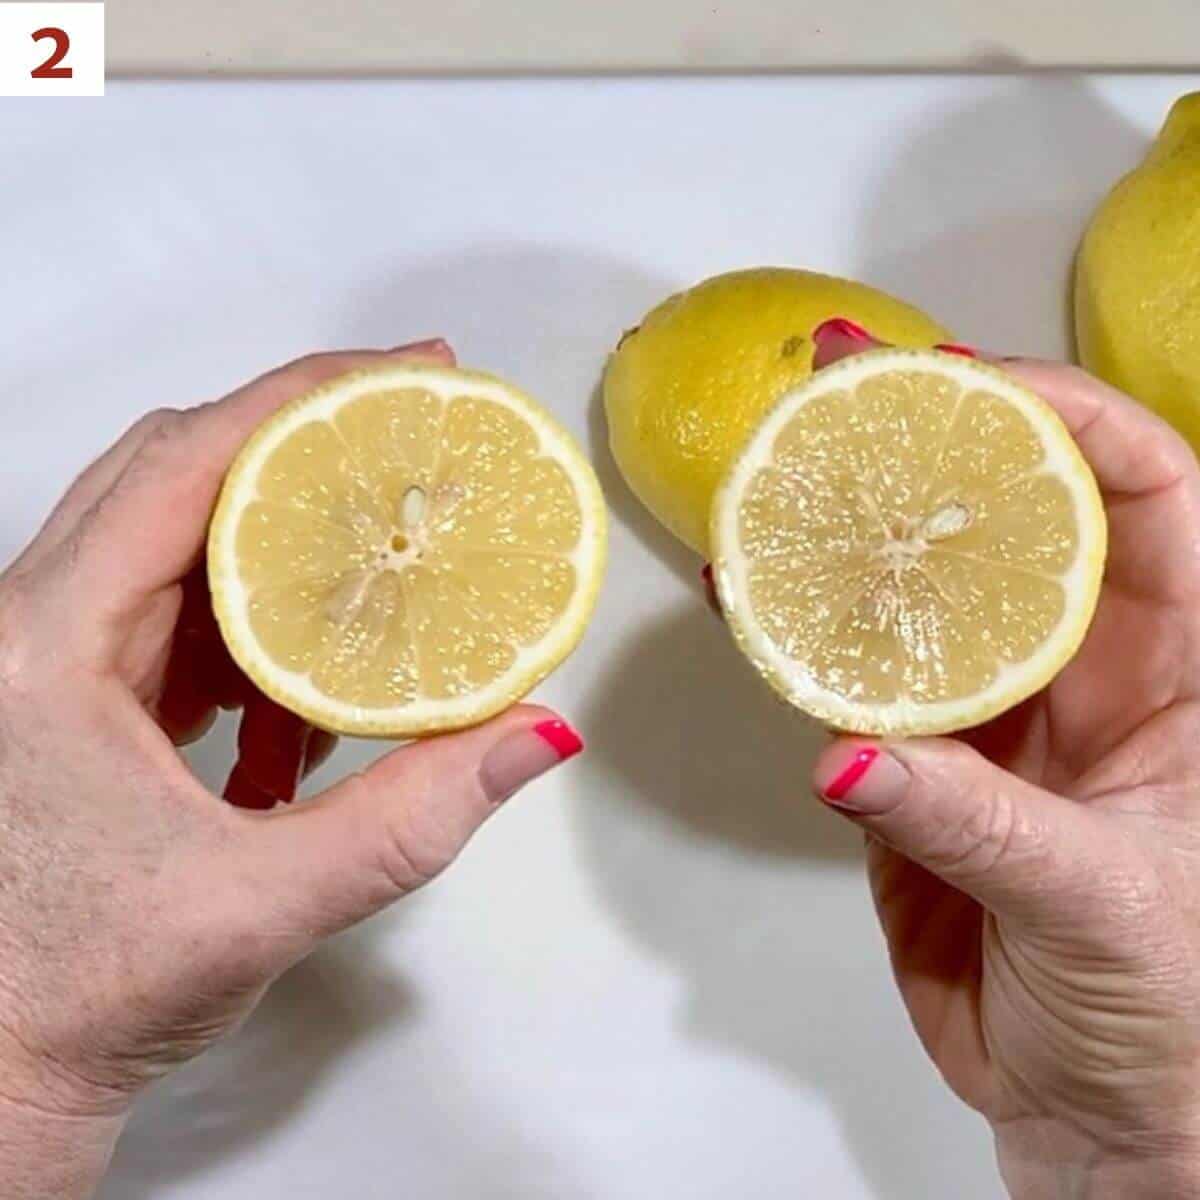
208, 365, 606, 736
711, 349, 1106, 736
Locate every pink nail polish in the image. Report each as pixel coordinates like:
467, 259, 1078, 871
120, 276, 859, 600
813, 317, 872, 344
823, 747, 880, 802
533, 719, 584, 761
934, 343, 979, 359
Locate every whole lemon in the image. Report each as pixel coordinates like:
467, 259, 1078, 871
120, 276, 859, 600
604, 268, 951, 554
1077, 93, 1200, 451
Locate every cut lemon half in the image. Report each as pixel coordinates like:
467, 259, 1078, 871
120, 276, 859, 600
711, 349, 1106, 736
208, 364, 607, 737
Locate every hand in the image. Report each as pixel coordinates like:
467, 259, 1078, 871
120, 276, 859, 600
808, 322, 1200, 1198
0, 340, 582, 1198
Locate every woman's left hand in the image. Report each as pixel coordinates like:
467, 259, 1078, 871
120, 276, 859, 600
0, 339, 580, 1198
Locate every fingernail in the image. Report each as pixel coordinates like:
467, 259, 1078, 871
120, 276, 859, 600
534, 719, 585, 760
390, 337, 453, 356
479, 719, 584, 804
814, 741, 910, 815
812, 317, 872, 345
701, 563, 723, 617
934, 342, 980, 359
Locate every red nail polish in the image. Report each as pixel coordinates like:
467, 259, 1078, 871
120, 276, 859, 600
533, 719, 584, 761
813, 317, 872, 344
224, 762, 277, 810
390, 337, 452, 355
934, 343, 979, 359
701, 563, 723, 617
823, 747, 880, 802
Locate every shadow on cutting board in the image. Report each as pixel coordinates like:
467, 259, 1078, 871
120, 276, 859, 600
857, 70, 1144, 357
98, 927, 416, 1200
577, 75, 1147, 1200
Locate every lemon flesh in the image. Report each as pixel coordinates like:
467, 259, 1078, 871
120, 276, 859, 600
712, 350, 1106, 736
605, 268, 951, 554
208, 365, 607, 737
1076, 92, 1200, 451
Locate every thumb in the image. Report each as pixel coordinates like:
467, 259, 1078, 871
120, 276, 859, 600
231, 705, 581, 961
813, 736, 1108, 923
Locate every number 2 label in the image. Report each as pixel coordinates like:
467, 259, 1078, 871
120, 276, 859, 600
31, 26, 72, 78
0, 3, 103, 96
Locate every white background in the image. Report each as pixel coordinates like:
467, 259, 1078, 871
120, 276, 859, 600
2, 74, 1195, 1199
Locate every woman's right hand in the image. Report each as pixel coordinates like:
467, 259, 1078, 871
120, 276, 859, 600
810, 323, 1200, 1198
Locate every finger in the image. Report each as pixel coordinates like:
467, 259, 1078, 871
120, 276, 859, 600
303, 730, 338, 778
16, 409, 183, 573
223, 763, 277, 811
225, 720, 335, 809
26, 344, 442, 575
1001, 360, 1200, 604
153, 567, 249, 742
224, 695, 315, 808
225, 706, 582, 963
997, 359, 1199, 500
53, 340, 456, 652
812, 737, 1127, 927
157, 676, 219, 748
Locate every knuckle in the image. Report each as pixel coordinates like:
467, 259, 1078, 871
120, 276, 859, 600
1056, 362, 1097, 393
375, 821, 437, 895
271, 352, 344, 389
1158, 426, 1200, 483
129, 406, 183, 443
337, 771, 450, 897
293, 351, 339, 372
937, 786, 1025, 877
0, 582, 35, 687
291, 353, 359, 392
131, 407, 186, 464
1125, 404, 1197, 479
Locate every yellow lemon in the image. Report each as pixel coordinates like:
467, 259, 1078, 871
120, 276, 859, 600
208, 364, 607, 737
1077, 92, 1200, 451
604, 268, 951, 555
711, 350, 1106, 736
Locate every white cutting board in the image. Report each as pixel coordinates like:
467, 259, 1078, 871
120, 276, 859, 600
3, 73, 1194, 1200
